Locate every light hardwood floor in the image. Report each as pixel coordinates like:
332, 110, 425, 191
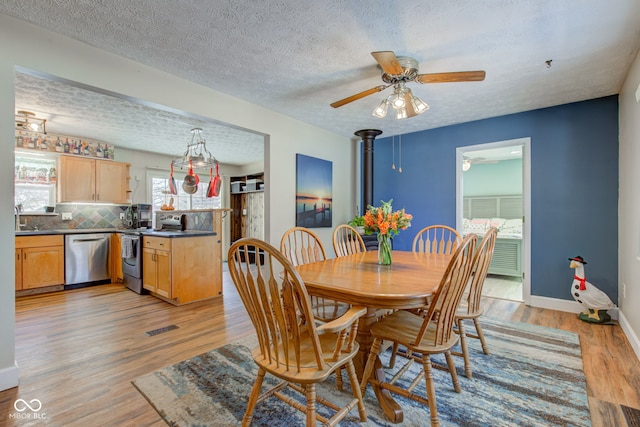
1, 269, 639, 426
482, 274, 523, 301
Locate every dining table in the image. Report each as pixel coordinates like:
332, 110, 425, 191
295, 249, 452, 424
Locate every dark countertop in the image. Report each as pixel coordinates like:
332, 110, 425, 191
16, 228, 118, 236
141, 230, 216, 238
16, 229, 216, 237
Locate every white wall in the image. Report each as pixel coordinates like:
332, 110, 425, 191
0, 14, 354, 391
619, 47, 640, 359
0, 52, 18, 392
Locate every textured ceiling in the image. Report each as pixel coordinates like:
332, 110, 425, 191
14, 71, 265, 166
3, 0, 640, 164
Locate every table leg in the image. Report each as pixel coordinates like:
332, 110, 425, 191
355, 307, 403, 424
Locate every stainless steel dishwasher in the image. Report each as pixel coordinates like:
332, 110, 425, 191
65, 233, 111, 287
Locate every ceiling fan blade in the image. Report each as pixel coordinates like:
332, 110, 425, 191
371, 51, 404, 75
330, 85, 388, 108
415, 70, 486, 84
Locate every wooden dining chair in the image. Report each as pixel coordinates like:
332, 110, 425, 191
332, 224, 367, 257
412, 225, 461, 254
388, 224, 463, 367
228, 238, 368, 427
280, 227, 350, 323
360, 234, 477, 427
453, 226, 498, 378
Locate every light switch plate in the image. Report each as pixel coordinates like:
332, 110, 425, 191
62, 212, 72, 220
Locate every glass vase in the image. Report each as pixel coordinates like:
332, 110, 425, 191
377, 233, 392, 265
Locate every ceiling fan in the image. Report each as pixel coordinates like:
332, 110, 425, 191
330, 51, 485, 118
462, 155, 497, 171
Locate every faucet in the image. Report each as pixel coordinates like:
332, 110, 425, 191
15, 205, 26, 231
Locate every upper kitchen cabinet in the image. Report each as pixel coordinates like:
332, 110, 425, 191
58, 155, 130, 204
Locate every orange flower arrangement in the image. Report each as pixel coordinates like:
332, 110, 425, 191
363, 199, 412, 265
363, 199, 412, 237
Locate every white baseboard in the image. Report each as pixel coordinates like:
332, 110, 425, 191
528, 296, 639, 361
0, 362, 19, 392
528, 295, 619, 320
618, 310, 640, 361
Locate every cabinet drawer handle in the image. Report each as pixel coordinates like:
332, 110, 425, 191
16, 253, 20, 261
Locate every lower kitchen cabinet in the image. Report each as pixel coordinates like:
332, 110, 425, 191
142, 238, 172, 298
142, 235, 220, 304
15, 235, 65, 290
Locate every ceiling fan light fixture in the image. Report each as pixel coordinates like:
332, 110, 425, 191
372, 98, 389, 118
396, 107, 408, 120
391, 93, 405, 109
411, 96, 429, 114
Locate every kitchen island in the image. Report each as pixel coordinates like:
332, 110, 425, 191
141, 230, 222, 305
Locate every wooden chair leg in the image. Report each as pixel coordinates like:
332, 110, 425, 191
345, 360, 368, 421
389, 342, 400, 368
457, 318, 472, 378
421, 354, 440, 427
336, 367, 343, 391
304, 383, 317, 427
444, 350, 461, 393
243, 368, 266, 427
474, 318, 490, 354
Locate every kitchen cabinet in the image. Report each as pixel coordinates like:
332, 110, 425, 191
142, 237, 172, 298
142, 234, 220, 304
58, 155, 130, 203
15, 235, 64, 291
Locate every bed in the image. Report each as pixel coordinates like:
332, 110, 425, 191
462, 195, 522, 278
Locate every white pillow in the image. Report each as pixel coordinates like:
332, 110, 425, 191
466, 218, 489, 233
488, 218, 507, 229
500, 218, 522, 234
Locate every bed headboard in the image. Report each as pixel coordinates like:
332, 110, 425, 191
463, 195, 522, 219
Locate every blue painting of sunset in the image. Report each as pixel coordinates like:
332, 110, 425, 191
296, 154, 332, 228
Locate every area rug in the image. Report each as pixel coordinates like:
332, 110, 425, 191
132, 317, 590, 426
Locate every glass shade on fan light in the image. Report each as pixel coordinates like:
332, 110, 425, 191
411, 96, 429, 114
391, 93, 406, 109
372, 98, 389, 118
396, 107, 408, 120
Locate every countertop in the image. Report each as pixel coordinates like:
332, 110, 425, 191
16, 228, 117, 236
140, 230, 216, 238
16, 228, 216, 238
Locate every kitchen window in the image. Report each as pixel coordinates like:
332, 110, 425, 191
15, 154, 57, 213
147, 170, 221, 214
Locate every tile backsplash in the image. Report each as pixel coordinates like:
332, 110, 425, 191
18, 204, 131, 231
155, 210, 214, 231
18, 206, 219, 232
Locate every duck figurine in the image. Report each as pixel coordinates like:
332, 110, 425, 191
569, 256, 616, 324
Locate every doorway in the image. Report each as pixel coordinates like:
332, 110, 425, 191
456, 138, 531, 304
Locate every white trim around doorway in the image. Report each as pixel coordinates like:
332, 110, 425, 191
456, 137, 531, 305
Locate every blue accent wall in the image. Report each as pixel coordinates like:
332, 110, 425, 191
370, 96, 619, 302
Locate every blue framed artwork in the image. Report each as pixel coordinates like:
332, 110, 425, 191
296, 154, 332, 228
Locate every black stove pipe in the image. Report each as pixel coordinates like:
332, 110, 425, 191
354, 129, 382, 212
